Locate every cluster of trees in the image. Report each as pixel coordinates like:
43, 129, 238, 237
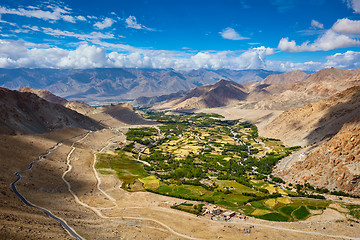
288, 192, 326, 199
126, 127, 157, 145
245, 193, 282, 204
171, 203, 204, 215
241, 152, 288, 175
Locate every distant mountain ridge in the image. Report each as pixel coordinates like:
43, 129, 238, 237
149, 79, 248, 110
0, 68, 279, 104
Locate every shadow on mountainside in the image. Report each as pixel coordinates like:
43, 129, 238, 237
0, 128, 111, 239
304, 86, 360, 144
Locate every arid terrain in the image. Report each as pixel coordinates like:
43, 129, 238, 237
1, 67, 360, 240
2, 118, 360, 240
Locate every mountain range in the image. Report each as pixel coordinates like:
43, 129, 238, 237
0, 68, 279, 104
139, 68, 360, 112
1, 66, 360, 198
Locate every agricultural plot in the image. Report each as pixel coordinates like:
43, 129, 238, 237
95, 111, 358, 222
242, 197, 330, 221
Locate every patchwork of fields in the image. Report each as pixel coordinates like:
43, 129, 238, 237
95, 111, 360, 222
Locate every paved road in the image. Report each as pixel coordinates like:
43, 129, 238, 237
11, 134, 87, 240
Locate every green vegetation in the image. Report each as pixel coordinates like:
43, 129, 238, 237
95, 150, 151, 190
126, 127, 157, 145
257, 212, 289, 222
171, 203, 205, 215
346, 205, 360, 219
279, 206, 296, 216
293, 206, 310, 220
96, 111, 345, 222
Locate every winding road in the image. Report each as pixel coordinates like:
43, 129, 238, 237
11, 128, 360, 240
11, 133, 89, 240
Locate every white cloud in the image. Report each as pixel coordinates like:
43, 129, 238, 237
0, 39, 275, 70
125, 15, 154, 31
220, 27, 249, 40
0, 5, 78, 23
344, 0, 360, 13
332, 18, 360, 34
324, 51, 360, 69
1, 38, 359, 72
278, 30, 360, 52
94, 17, 115, 29
57, 44, 107, 68
76, 16, 86, 21
0, 39, 28, 60
311, 20, 324, 29
42, 27, 115, 40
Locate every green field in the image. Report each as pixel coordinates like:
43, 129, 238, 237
95, 111, 349, 222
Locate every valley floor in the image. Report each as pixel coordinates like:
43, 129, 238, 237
1, 120, 360, 240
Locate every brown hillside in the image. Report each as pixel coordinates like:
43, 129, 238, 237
0, 88, 101, 134
64, 101, 94, 115
251, 68, 360, 110
277, 119, 360, 196
155, 79, 248, 110
263, 86, 360, 146
262, 70, 308, 85
19, 87, 68, 105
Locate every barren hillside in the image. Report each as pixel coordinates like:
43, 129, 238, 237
0, 88, 101, 134
250, 68, 360, 110
276, 119, 360, 195
263, 86, 360, 146
154, 79, 248, 110
261, 70, 308, 85
19, 87, 68, 105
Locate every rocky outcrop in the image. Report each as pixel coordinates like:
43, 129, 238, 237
277, 119, 360, 196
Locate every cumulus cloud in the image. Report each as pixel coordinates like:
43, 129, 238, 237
1, 39, 359, 72
220, 27, 249, 40
332, 18, 360, 34
278, 30, 360, 52
311, 20, 324, 29
0, 5, 80, 23
0, 39, 275, 70
94, 17, 115, 29
343, 0, 360, 13
324, 50, 360, 69
57, 45, 107, 68
125, 16, 154, 31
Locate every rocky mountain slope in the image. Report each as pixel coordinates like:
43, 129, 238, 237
0, 68, 278, 103
19, 87, 68, 105
250, 68, 360, 110
0, 87, 102, 134
19, 86, 95, 115
261, 70, 308, 85
153, 79, 248, 110
263, 86, 360, 146
277, 119, 360, 195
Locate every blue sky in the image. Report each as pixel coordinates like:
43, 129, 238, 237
0, 0, 359, 71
